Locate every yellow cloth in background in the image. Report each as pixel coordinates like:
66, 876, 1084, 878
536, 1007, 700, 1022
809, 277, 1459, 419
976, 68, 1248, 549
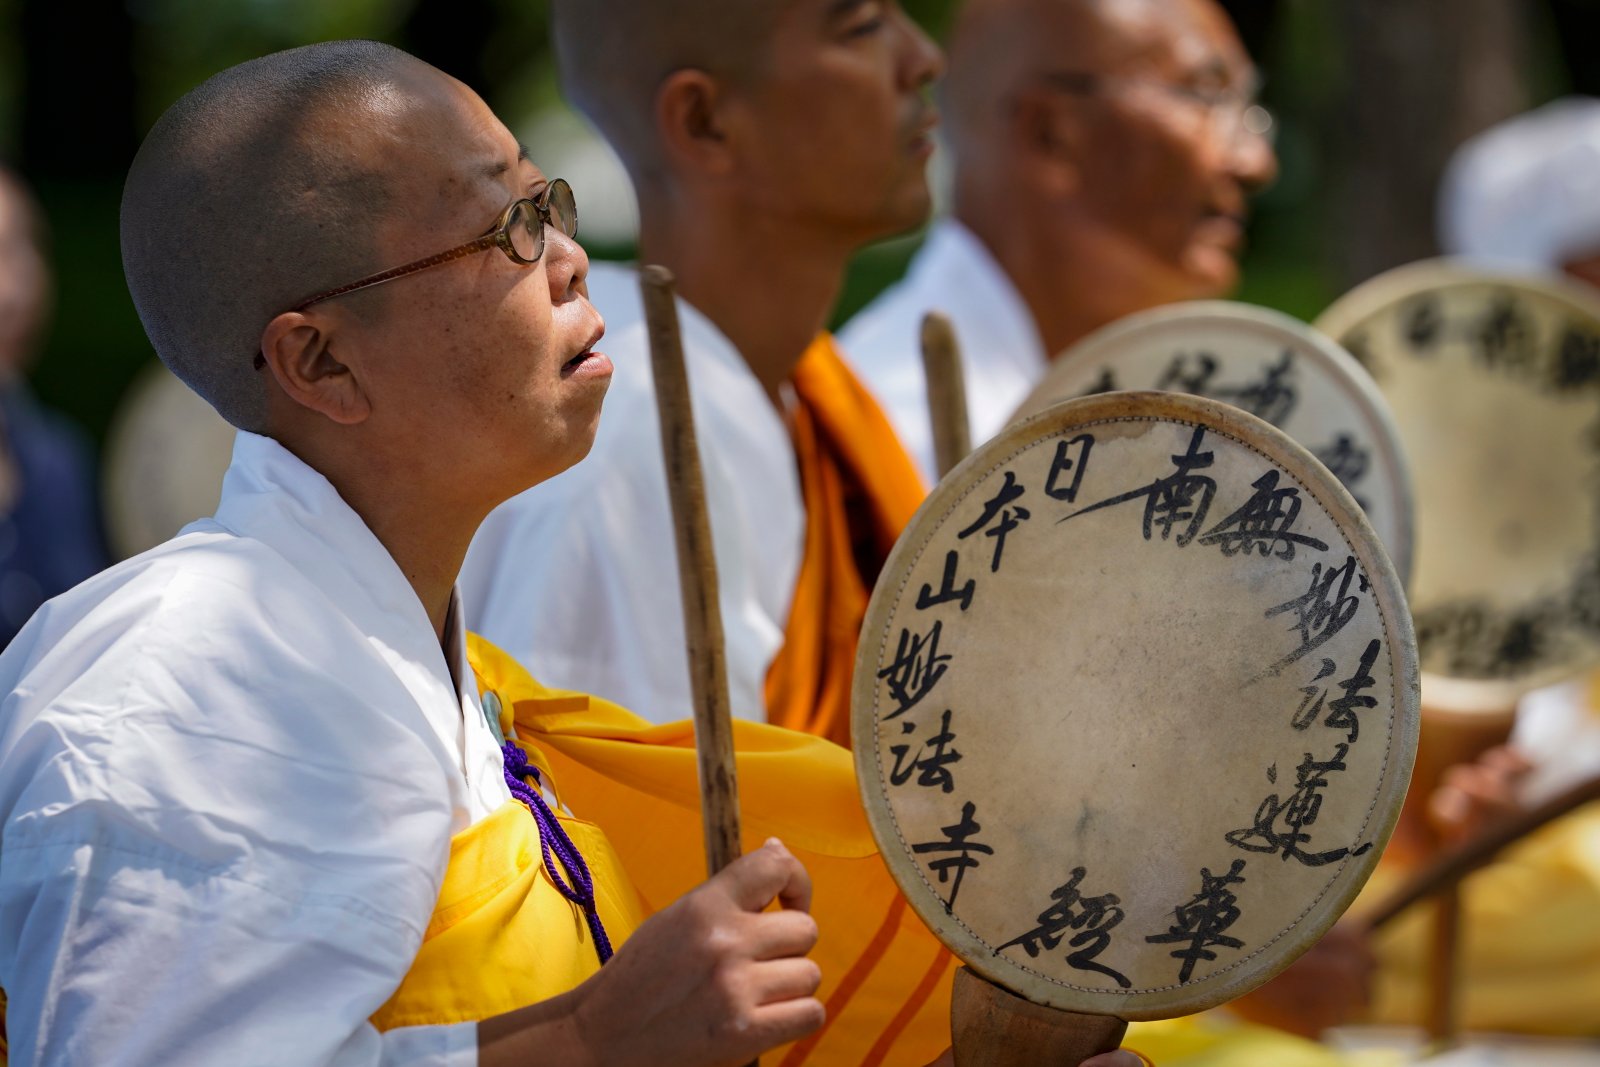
1127, 1015, 1370, 1066
766, 334, 927, 748
1354, 800, 1600, 1036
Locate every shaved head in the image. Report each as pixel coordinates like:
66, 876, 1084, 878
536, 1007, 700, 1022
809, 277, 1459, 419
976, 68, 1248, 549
943, 0, 1274, 354
945, 0, 1169, 153
551, 0, 787, 176
121, 40, 428, 432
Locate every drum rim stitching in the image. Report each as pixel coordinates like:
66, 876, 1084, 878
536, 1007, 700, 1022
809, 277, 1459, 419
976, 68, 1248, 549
864, 411, 1403, 998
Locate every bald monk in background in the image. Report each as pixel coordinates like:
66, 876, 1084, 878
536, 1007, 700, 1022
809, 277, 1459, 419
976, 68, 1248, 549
463, 0, 939, 745
840, 0, 1278, 483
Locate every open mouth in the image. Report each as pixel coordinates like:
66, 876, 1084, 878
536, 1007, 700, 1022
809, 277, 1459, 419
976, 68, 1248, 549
561, 322, 612, 378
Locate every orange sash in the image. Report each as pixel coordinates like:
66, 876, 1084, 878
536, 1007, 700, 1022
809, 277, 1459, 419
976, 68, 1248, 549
765, 334, 927, 747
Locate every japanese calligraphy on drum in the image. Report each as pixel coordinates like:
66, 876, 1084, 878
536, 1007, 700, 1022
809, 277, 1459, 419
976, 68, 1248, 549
853, 392, 1418, 1020
1315, 260, 1600, 688
1010, 302, 1414, 588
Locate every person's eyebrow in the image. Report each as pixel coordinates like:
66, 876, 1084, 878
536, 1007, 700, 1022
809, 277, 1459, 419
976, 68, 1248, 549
482, 143, 532, 179
827, 0, 873, 20
1172, 53, 1236, 89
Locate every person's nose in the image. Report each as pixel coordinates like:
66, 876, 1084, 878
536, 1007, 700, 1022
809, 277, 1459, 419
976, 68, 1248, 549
896, 7, 946, 92
1230, 105, 1279, 195
543, 224, 589, 304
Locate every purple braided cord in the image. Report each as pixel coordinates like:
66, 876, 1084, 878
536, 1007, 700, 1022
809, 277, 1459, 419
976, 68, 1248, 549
501, 740, 614, 965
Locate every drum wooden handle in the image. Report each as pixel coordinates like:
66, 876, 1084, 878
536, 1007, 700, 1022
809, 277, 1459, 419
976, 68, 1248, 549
1363, 771, 1600, 930
950, 967, 1126, 1066
1426, 886, 1462, 1049
640, 265, 744, 878
921, 311, 972, 480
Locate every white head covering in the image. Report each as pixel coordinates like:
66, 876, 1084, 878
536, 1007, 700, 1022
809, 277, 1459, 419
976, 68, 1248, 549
1438, 97, 1600, 270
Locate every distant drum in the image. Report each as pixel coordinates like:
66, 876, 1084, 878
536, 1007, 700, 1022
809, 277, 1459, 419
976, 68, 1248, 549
1315, 260, 1600, 691
854, 391, 1418, 1020
1010, 301, 1414, 588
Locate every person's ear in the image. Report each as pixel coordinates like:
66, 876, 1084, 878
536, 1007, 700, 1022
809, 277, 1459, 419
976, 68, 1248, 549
1009, 87, 1084, 197
258, 311, 372, 426
656, 69, 739, 177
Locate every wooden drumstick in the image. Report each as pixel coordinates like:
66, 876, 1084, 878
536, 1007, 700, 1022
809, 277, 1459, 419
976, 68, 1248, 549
921, 311, 972, 480
640, 265, 744, 877
1362, 771, 1600, 930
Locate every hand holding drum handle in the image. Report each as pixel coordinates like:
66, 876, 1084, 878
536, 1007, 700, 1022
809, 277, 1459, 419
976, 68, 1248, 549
640, 264, 743, 876
921, 311, 972, 480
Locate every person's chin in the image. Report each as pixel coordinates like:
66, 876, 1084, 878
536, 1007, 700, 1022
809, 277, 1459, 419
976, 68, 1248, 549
1181, 245, 1243, 299
515, 412, 605, 496
870, 177, 935, 243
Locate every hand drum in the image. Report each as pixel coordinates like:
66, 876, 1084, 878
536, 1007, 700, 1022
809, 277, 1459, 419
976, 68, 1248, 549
853, 392, 1419, 1042
1315, 260, 1600, 693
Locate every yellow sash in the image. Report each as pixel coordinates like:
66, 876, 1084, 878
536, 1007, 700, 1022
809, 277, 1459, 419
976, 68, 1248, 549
371, 798, 645, 1027
469, 634, 955, 1065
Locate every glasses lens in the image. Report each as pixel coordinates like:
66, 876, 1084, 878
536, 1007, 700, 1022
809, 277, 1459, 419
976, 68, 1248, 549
1242, 103, 1275, 142
546, 178, 578, 239
507, 200, 542, 262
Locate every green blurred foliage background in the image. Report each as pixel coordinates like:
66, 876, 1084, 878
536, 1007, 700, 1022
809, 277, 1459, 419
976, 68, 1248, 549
0, 0, 1590, 448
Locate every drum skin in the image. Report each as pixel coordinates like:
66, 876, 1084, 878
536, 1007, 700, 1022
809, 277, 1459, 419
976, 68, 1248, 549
1012, 301, 1414, 590
854, 391, 1418, 1020
1315, 260, 1600, 692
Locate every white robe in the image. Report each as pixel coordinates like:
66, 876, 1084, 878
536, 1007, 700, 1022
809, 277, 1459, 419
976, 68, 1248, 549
838, 219, 1048, 485
0, 431, 510, 1066
461, 260, 805, 725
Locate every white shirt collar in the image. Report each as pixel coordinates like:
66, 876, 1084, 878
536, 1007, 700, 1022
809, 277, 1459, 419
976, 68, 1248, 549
212, 432, 437, 656
911, 218, 1050, 377
213, 432, 508, 820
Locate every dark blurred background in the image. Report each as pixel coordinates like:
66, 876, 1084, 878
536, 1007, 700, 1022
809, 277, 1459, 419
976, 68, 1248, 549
0, 0, 1593, 447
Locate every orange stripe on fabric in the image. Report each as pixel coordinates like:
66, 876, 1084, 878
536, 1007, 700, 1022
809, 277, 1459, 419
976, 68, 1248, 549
778, 895, 910, 1067
859, 942, 954, 1067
